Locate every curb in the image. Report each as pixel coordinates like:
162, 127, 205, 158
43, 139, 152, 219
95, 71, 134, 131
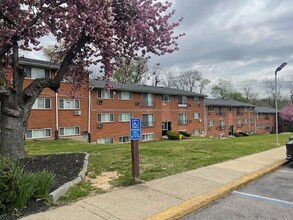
49, 153, 89, 203
145, 159, 288, 220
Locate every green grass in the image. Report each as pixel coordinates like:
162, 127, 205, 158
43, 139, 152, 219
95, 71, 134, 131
25, 133, 292, 200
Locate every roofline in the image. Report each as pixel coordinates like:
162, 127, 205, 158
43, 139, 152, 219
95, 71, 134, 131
19, 57, 59, 70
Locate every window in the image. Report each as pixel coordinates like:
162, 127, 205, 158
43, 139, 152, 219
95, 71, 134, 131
98, 113, 114, 122
209, 120, 214, 127
32, 98, 51, 109
118, 91, 132, 100
237, 107, 242, 115
219, 120, 225, 130
193, 129, 201, 135
178, 113, 187, 125
59, 99, 80, 109
162, 94, 171, 102
218, 106, 224, 115
142, 133, 154, 141
25, 128, 51, 139
97, 137, 114, 144
119, 136, 130, 143
237, 119, 242, 128
142, 114, 154, 127
118, 113, 133, 122
25, 67, 50, 79
208, 106, 214, 112
245, 118, 253, 123
98, 89, 114, 99
59, 126, 80, 136
193, 112, 200, 119
142, 93, 154, 106
228, 107, 232, 112
178, 95, 187, 105
193, 96, 200, 103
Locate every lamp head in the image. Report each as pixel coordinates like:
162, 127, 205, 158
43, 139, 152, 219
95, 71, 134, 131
276, 62, 287, 72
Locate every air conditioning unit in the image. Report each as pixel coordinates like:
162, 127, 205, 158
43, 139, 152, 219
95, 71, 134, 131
97, 100, 103, 105
74, 110, 81, 116
188, 104, 192, 107
97, 123, 103, 129
135, 102, 140, 106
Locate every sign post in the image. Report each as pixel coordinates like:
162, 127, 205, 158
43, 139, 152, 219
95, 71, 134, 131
130, 118, 141, 180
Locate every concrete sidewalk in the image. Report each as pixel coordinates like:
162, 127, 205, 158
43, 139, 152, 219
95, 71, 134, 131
22, 146, 288, 220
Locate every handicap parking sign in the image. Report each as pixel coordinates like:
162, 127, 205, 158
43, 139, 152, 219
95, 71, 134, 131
130, 118, 141, 140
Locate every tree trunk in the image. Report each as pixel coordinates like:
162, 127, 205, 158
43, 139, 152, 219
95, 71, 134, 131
0, 110, 27, 160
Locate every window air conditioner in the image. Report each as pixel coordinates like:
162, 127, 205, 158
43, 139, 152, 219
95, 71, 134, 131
74, 110, 81, 116
97, 123, 103, 129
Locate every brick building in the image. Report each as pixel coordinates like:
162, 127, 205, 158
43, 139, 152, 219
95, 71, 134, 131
205, 99, 256, 137
88, 80, 206, 143
255, 106, 277, 134
3, 58, 278, 143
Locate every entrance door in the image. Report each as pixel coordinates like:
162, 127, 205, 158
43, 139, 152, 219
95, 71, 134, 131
162, 122, 172, 135
229, 125, 234, 135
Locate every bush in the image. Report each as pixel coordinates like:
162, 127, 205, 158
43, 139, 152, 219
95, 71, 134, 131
0, 157, 21, 214
34, 170, 55, 199
234, 133, 240, 137
15, 172, 37, 211
179, 131, 191, 137
166, 131, 182, 140
239, 132, 249, 136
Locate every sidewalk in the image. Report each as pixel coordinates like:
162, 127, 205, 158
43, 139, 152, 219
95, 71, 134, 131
22, 146, 288, 220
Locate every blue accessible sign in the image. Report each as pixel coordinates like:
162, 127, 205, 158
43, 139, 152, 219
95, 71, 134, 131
130, 118, 141, 140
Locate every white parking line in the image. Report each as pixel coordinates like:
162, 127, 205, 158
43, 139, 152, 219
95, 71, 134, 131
233, 191, 293, 207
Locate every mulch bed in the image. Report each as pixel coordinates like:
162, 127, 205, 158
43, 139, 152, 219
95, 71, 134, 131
2, 153, 86, 220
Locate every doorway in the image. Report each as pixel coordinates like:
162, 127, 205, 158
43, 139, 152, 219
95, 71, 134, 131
162, 121, 172, 135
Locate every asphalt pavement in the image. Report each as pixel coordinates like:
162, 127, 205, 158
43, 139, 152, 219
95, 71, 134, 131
22, 146, 287, 220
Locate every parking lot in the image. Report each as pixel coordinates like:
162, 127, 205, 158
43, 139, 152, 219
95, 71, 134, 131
183, 162, 293, 220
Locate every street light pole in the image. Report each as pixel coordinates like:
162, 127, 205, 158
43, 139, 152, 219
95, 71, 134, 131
275, 62, 287, 145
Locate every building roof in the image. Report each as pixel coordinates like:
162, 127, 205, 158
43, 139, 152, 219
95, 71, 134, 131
89, 80, 207, 97
19, 57, 59, 70
255, 106, 277, 113
205, 98, 255, 107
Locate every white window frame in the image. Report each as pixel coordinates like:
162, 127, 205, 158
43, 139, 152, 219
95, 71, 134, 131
178, 113, 187, 125
142, 133, 154, 141
142, 93, 154, 106
118, 113, 133, 122
118, 91, 133, 100
219, 120, 225, 130
208, 106, 214, 112
193, 129, 201, 135
25, 128, 51, 139
162, 94, 171, 102
193, 112, 200, 119
59, 126, 80, 136
97, 89, 114, 99
97, 137, 114, 144
193, 96, 200, 103
119, 136, 131, 143
25, 67, 50, 79
32, 98, 51, 109
98, 113, 114, 123
142, 114, 154, 127
59, 99, 80, 109
208, 120, 214, 127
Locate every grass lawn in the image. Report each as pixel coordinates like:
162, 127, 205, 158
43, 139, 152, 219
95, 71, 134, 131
25, 133, 292, 190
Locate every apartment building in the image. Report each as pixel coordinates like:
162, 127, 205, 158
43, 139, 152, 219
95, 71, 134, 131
255, 106, 277, 134
7, 57, 89, 141
205, 99, 256, 137
88, 80, 206, 143
3, 58, 278, 143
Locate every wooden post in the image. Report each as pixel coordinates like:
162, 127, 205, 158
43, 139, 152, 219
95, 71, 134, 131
131, 140, 140, 179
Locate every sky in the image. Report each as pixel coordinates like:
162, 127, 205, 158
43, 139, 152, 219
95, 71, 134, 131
23, 0, 293, 97
151, 0, 293, 97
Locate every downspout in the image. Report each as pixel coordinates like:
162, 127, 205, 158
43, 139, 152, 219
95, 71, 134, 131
248, 107, 251, 134
55, 92, 59, 140
88, 86, 94, 143
203, 98, 207, 136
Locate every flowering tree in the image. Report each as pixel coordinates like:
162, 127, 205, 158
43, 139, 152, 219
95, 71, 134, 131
0, 0, 183, 159
280, 104, 293, 124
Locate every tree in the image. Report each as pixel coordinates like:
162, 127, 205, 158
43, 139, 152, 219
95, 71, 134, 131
177, 70, 201, 92
261, 78, 284, 108
211, 79, 233, 99
198, 78, 210, 94
280, 104, 293, 124
112, 58, 147, 83
0, 0, 182, 159
240, 80, 258, 104
43, 42, 65, 63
